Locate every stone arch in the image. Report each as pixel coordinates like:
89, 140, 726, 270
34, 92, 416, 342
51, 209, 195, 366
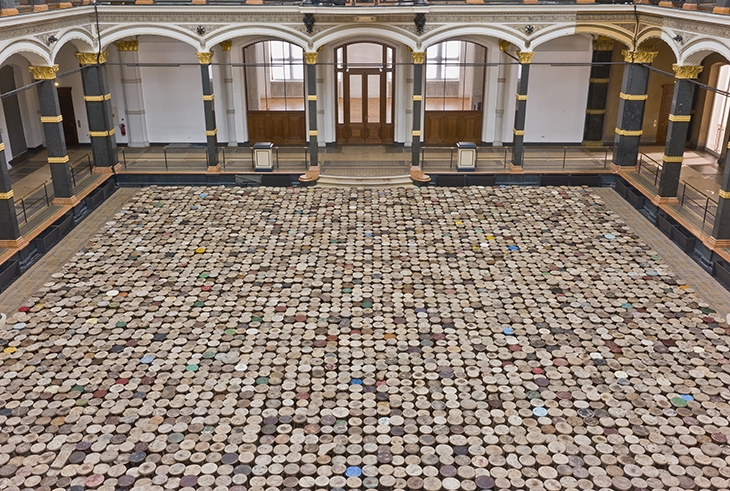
51, 28, 96, 62
0, 40, 52, 68
422, 26, 522, 51
682, 38, 730, 66
205, 27, 309, 53
100, 25, 201, 51
312, 25, 416, 53
573, 24, 633, 49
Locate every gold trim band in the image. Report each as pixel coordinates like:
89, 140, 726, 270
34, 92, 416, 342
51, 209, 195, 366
203, 94, 215, 101
619, 92, 648, 101
84, 94, 111, 102
662, 155, 683, 163
516, 94, 528, 101
308, 130, 318, 137
205, 129, 218, 137
720, 189, 730, 199
89, 129, 116, 137
615, 128, 643, 137
307, 95, 317, 101
589, 78, 610, 84
513, 129, 525, 136
0, 143, 5, 152
668, 114, 691, 122
48, 156, 70, 164
586, 109, 606, 115
412, 130, 421, 137
727, 141, 730, 150
413, 95, 422, 101
0, 190, 14, 200
41, 115, 63, 123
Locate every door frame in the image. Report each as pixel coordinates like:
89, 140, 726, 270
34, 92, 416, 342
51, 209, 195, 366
334, 42, 395, 145
56, 86, 79, 146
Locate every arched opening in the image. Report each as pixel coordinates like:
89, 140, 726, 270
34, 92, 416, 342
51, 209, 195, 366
424, 40, 486, 145
705, 62, 730, 156
243, 40, 306, 145
334, 42, 395, 145
0, 65, 28, 163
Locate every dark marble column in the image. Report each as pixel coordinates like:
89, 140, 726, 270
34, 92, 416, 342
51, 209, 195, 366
75, 51, 118, 169
0, 133, 20, 242
511, 51, 533, 168
304, 52, 319, 169
612, 50, 657, 167
582, 37, 614, 146
0, 0, 19, 16
29, 65, 74, 201
713, 164, 730, 242
657, 65, 703, 199
196, 51, 219, 170
411, 51, 425, 169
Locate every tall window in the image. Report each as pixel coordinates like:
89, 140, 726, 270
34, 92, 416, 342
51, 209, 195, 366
269, 41, 303, 81
426, 41, 460, 81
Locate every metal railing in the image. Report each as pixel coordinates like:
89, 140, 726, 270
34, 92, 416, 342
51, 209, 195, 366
14, 181, 53, 225
678, 181, 718, 232
637, 152, 662, 187
70, 153, 94, 187
120, 144, 310, 172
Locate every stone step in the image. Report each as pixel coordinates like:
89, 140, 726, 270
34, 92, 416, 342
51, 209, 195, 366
317, 174, 413, 188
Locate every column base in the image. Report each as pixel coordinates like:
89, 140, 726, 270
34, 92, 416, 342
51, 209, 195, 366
0, 237, 29, 249
683, 3, 698, 9
654, 196, 679, 205
33, 4, 49, 11
713, 6, 730, 13
707, 237, 730, 249
246, 0, 264, 4
521, 0, 539, 4
581, 140, 604, 147
299, 166, 320, 184
1, 8, 19, 15
57, 2, 72, 8
465, 0, 484, 3
191, 0, 207, 4
657, 1, 673, 6
609, 163, 638, 173
575, 0, 595, 3
53, 196, 79, 206
206, 164, 221, 173
93, 164, 122, 175
509, 164, 524, 173
410, 167, 430, 183
135, 0, 154, 4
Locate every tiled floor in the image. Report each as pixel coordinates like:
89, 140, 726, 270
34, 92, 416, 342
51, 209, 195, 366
1, 186, 730, 491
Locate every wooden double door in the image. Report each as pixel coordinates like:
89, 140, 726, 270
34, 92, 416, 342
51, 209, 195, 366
336, 69, 394, 144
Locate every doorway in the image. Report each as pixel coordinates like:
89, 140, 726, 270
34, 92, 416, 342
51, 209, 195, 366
656, 84, 674, 146
335, 43, 394, 145
56, 87, 79, 146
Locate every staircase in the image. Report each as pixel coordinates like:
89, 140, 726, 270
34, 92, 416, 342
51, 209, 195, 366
317, 174, 414, 188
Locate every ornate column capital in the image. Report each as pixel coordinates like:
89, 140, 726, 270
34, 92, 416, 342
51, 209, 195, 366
114, 40, 139, 52
498, 40, 511, 52
75, 51, 109, 65
196, 51, 214, 64
517, 51, 534, 64
592, 36, 615, 51
220, 40, 232, 52
622, 49, 658, 64
304, 52, 319, 65
672, 64, 703, 79
411, 51, 425, 64
28, 65, 59, 80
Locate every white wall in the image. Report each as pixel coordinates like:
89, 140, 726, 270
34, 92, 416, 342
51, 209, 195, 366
108, 46, 129, 145
138, 38, 206, 144
55, 45, 90, 144
525, 35, 592, 144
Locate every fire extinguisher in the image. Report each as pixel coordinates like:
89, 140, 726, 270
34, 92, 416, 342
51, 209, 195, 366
119, 118, 126, 137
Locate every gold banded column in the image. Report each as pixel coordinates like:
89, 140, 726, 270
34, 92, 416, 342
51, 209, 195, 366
29, 65, 75, 203
75, 51, 119, 169
0, 132, 20, 244
657, 65, 702, 200
304, 51, 319, 169
411, 51, 425, 169
712, 155, 730, 245
582, 37, 614, 146
612, 49, 657, 167
511, 51, 533, 169
196, 51, 219, 170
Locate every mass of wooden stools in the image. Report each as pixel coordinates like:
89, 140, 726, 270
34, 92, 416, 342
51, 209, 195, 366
1, 185, 729, 491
